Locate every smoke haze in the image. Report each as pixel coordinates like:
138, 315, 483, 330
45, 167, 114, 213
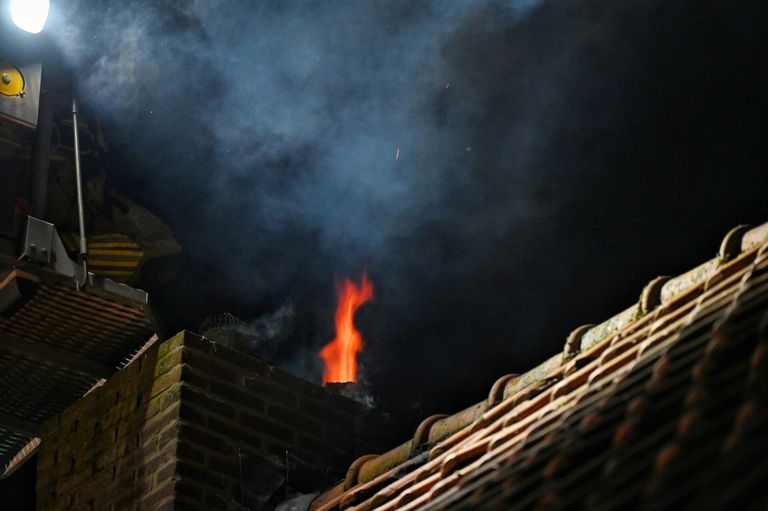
41, 0, 768, 413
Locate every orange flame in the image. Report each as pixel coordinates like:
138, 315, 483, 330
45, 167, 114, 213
320, 273, 374, 383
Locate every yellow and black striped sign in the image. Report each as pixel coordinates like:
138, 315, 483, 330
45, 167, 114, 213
60, 233, 144, 282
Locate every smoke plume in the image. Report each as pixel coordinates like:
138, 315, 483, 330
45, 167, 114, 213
43, 0, 768, 413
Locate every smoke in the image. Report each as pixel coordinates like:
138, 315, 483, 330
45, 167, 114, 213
48, 1, 546, 270
42, 0, 768, 413
200, 302, 295, 361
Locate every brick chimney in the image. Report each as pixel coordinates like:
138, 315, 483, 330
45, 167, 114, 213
35, 331, 405, 510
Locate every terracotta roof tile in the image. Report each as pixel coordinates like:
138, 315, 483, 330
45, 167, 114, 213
308, 222, 768, 511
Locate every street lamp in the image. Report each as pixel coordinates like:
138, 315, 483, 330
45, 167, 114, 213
9, 0, 49, 34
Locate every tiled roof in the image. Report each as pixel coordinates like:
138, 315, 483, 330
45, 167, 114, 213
310, 221, 768, 511
0, 266, 159, 477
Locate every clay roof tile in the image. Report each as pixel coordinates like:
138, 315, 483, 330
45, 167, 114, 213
307, 221, 768, 511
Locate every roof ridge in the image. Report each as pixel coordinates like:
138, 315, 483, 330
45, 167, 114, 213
311, 221, 768, 511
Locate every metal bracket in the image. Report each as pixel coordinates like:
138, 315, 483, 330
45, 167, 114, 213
20, 216, 85, 282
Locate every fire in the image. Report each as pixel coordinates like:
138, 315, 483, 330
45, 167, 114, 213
320, 273, 374, 383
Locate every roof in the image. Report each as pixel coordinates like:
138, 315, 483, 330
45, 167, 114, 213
309, 221, 768, 511
0, 264, 159, 477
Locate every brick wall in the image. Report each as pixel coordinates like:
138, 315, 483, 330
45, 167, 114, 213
36, 331, 406, 510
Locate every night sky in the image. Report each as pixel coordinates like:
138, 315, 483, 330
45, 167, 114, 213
3, 3, 768, 503
51, 0, 768, 415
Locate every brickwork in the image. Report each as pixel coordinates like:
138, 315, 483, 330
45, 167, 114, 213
36, 331, 405, 510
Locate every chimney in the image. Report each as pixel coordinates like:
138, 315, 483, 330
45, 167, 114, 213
35, 331, 406, 510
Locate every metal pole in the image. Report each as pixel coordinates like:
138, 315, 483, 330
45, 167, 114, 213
72, 96, 88, 285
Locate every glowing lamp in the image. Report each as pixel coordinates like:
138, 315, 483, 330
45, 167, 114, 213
10, 0, 50, 34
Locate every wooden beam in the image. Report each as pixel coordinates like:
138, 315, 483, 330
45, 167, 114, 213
0, 331, 115, 379
0, 411, 39, 437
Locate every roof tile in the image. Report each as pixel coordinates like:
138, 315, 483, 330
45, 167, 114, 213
308, 222, 768, 511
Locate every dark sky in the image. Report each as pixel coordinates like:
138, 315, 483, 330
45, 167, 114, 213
24, 0, 768, 416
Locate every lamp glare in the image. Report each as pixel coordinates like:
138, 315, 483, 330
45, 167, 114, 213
10, 0, 50, 34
